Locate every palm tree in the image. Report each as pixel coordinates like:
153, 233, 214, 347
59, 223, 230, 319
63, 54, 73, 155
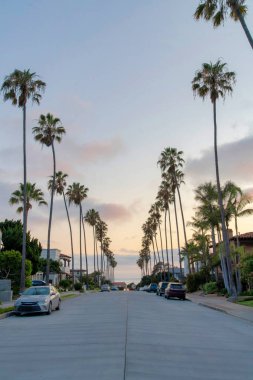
1, 69, 46, 290
194, 1, 253, 50
85, 209, 99, 275
66, 183, 89, 283
33, 113, 65, 284
192, 60, 236, 295
9, 182, 47, 218
158, 148, 189, 274
48, 171, 75, 285
149, 202, 165, 278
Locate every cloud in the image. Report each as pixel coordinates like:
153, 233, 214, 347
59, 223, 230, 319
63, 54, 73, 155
60, 137, 124, 164
95, 202, 131, 222
186, 135, 253, 186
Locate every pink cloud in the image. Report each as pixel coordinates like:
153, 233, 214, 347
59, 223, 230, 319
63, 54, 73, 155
98, 203, 131, 222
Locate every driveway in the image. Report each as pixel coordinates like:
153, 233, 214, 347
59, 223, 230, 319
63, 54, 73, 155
0, 292, 252, 380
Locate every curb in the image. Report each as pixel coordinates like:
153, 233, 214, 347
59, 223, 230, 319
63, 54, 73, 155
188, 298, 253, 324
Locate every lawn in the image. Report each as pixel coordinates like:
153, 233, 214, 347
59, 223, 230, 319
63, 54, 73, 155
61, 293, 80, 300
0, 306, 14, 315
237, 300, 253, 307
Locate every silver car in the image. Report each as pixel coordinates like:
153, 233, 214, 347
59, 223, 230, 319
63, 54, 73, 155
14, 286, 61, 315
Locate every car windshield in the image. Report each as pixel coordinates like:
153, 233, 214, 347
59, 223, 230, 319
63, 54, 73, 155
22, 287, 50, 296
161, 283, 168, 288
170, 284, 183, 290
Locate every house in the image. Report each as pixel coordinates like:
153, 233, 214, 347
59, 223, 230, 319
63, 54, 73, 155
229, 232, 253, 253
32, 248, 72, 285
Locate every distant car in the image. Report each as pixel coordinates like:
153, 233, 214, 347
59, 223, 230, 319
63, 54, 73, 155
101, 284, 110, 292
156, 282, 169, 296
164, 282, 186, 300
142, 285, 149, 291
146, 283, 158, 293
110, 286, 119, 291
14, 286, 61, 315
32, 280, 46, 286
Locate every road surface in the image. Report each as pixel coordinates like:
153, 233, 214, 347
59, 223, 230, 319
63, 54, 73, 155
0, 291, 252, 380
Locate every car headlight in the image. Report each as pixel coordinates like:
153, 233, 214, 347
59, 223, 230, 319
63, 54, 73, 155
38, 300, 48, 305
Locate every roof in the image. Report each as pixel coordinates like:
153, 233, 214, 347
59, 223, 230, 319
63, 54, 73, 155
230, 232, 253, 240
60, 253, 71, 259
112, 282, 127, 287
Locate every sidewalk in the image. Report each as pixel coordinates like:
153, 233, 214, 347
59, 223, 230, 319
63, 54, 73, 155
187, 291, 253, 323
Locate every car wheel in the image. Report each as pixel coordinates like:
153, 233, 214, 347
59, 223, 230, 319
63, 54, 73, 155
56, 300, 61, 310
47, 302, 52, 315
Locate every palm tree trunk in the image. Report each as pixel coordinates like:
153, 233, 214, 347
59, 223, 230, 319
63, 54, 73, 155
233, 1, 253, 50
173, 197, 183, 276
20, 104, 27, 291
158, 222, 165, 280
164, 210, 170, 281
79, 205, 83, 282
46, 141, 56, 284
176, 184, 190, 274
63, 191, 75, 285
234, 214, 242, 293
213, 101, 236, 296
81, 208, 89, 287
168, 204, 175, 278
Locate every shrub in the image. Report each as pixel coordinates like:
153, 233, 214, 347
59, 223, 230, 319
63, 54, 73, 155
240, 289, 253, 297
59, 279, 72, 291
203, 282, 218, 294
186, 270, 211, 292
74, 282, 82, 291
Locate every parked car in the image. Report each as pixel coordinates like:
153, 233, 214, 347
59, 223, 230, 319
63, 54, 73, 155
32, 280, 46, 286
101, 284, 110, 292
110, 286, 119, 291
146, 283, 158, 293
14, 286, 61, 315
142, 285, 149, 291
156, 282, 168, 296
164, 282, 186, 300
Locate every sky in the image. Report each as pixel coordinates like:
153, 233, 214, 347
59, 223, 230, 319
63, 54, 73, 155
1, 1, 253, 284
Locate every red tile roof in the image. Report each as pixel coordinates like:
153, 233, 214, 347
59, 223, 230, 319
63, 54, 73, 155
230, 232, 253, 240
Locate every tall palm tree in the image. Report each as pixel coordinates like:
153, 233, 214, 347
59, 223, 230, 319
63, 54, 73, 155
33, 113, 65, 284
194, 1, 253, 50
48, 171, 75, 284
158, 148, 189, 274
192, 60, 236, 295
149, 202, 165, 278
66, 183, 89, 283
9, 182, 47, 218
1, 69, 46, 290
85, 209, 99, 274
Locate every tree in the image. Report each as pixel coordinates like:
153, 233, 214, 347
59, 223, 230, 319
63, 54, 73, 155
9, 182, 47, 218
48, 171, 75, 284
33, 113, 66, 284
85, 209, 100, 274
66, 183, 89, 283
194, 0, 253, 50
0, 219, 42, 275
0, 250, 32, 294
192, 60, 236, 296
1, 69, 46, 291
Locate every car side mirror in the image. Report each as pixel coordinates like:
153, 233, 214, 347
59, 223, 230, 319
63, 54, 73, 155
51, 292, 56, 296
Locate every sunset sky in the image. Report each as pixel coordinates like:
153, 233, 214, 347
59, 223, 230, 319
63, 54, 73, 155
1, 1, 253, 283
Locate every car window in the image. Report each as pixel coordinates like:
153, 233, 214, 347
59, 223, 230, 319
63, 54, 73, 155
170, 284, 183, 290
36, 287, 50, 295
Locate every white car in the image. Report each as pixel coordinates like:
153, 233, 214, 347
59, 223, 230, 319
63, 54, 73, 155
101, 284, 110, 292
14, 286, 61, 315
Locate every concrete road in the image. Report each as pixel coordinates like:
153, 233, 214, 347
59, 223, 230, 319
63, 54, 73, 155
0, 292, 252, 380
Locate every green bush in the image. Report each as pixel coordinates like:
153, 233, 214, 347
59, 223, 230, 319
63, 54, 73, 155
74, 282, 82, 291
203, 282, 218, 294
59, 279, 72, 291
186, 270, 211, 293
240, 289, 253, 296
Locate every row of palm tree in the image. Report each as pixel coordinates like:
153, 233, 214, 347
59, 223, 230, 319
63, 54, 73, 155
1, 69, 116, 290
137, 147, 188, 280
192, 0, 253, 295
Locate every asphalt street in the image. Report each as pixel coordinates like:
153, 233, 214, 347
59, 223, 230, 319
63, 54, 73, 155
0, 291, 252, 380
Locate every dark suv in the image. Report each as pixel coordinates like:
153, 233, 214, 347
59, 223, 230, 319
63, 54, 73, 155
146, 283, 158, 293
164, 282, 186, 300
156, 282, 168, 296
